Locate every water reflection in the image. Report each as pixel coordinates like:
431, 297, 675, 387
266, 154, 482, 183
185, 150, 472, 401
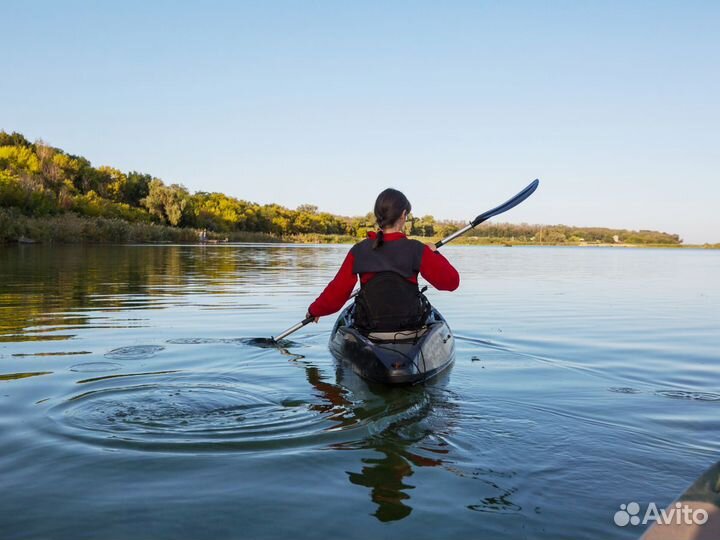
0, 244, 325, 342
0, 371, 53, 381
6, 244, 712, 538
300, 355, 457, 522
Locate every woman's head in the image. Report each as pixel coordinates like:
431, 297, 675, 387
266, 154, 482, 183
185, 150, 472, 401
372, 188, 411, 249
374, 188, 411, 231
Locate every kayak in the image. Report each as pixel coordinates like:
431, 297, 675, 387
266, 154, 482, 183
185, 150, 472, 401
329, 304, 455, 385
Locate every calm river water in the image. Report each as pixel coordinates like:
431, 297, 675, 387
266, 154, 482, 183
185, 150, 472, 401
1, 244, 719, 539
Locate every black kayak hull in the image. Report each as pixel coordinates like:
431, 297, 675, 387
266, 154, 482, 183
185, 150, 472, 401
328, 304, 455, 385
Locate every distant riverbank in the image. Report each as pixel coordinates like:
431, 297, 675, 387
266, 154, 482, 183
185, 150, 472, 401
2, 211, 717, 249
289, 233, 719, 249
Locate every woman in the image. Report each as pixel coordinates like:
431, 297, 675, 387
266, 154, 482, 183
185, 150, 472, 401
306, 188, 459, 332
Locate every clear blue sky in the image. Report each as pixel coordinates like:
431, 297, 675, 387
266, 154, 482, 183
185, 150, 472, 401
3, 1, 718, 242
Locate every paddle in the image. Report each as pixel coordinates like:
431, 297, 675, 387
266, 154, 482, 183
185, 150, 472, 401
435, 178, 540, 248
272, 178, 540, 342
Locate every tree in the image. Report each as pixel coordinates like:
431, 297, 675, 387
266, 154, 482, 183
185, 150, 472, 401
142, 180, 189, 226
35, 141, 64, 189
97, 166, 127, 201
438, 223, 460, 237
296, 204, 318, 214
0, 131, 31, 147
123, 172, 151, 206
410, 215, 435, 236
0, 145, 42, 175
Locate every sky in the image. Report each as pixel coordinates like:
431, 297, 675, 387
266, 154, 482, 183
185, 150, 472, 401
3, 0, 719, 243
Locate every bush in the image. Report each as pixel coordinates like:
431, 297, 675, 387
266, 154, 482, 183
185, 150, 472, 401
72, 191, 151, 222
0, 210, 203, 244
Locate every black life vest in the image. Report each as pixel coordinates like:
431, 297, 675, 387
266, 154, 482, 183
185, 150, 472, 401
350, 237, 431, 332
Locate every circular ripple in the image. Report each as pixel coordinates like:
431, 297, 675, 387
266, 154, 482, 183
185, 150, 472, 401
165, 337, 303, 348
70, 362, 122, 373
237, 337, 303, 349
166, 338, 223, 345
608, 387, 642, 394
45, 380, 387, 453
105, 345, 165, 360
655, 390, 720, 402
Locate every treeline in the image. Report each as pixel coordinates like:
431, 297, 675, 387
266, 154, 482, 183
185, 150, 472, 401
0, 131, 682, 245
458, 222, 682, 245
0, 131, 352, 236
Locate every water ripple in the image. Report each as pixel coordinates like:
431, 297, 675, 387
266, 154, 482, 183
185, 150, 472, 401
654, 390, 720, 402
166, 337, 303, 348
104, 345, 165, 360
608, 387, 642, 394
43, 372, 428, 454
166, 338, 224, 345
70, 362, 122, 373
13, 351, 92, 358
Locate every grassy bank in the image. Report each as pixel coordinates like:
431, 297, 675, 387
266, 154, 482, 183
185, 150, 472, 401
0, 208, 279, 244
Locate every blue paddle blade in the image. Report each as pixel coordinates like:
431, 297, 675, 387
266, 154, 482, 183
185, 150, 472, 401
471, 179, 540, 227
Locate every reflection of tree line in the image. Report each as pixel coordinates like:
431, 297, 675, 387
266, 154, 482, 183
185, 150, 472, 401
0, 245, 328, 341
0, 371, 52, 381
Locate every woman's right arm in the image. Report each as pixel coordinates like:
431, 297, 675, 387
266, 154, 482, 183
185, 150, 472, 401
307, 251, 358, 318
419, 244, 460, 291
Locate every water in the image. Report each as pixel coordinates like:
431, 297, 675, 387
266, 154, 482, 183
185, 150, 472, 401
1, 244, 718, 539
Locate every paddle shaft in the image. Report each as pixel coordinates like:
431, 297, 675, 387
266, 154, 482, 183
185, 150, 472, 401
274, 316, 315, 342
434, 222, 474, 248
272, 179, 540, 341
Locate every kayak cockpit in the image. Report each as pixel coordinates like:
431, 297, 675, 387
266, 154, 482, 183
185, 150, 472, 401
329, 304, 455, 385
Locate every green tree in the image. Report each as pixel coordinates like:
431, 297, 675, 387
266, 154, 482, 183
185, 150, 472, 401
142, 180, 189, 226
0, 131, 32, 147
296, 204, 318, 214
123, 172, 152, 206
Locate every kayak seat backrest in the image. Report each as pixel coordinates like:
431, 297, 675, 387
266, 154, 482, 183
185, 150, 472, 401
366, 325, 430, 344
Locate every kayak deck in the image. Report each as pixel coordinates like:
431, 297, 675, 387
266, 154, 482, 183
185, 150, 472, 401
329, 304, 455, 385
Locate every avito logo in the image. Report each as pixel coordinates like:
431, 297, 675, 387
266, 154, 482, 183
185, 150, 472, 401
614, 501, 708, 527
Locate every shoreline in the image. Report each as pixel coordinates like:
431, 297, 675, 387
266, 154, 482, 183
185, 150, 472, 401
2, 236, 718, 250
1, 211, 716, 249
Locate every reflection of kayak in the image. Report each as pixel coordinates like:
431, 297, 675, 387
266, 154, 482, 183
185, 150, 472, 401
329, 304, 455, 385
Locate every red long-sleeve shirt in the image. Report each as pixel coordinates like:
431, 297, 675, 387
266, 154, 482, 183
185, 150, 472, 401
308, 232, 460, 317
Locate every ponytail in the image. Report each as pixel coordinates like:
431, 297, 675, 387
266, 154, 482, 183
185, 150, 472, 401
373, 230, 384, 250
